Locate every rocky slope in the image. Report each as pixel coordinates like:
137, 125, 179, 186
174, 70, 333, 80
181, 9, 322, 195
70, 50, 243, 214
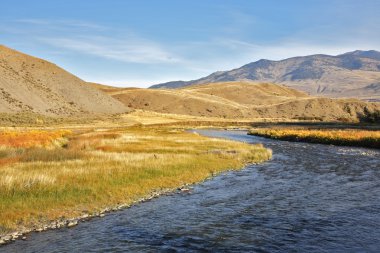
151, 50, 380, 101
0, 45, 128, 116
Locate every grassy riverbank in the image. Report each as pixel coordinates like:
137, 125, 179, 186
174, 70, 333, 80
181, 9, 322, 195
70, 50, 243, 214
0, 126, 271, 237
249, 128, 380, 148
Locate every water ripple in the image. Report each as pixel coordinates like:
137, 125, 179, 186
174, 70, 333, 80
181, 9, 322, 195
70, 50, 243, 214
3, 130, 380, 253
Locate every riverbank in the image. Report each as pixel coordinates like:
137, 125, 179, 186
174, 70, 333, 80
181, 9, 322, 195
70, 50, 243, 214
3, 129, 380, 252
0, 126, 271, 245
248, 128, 380, 149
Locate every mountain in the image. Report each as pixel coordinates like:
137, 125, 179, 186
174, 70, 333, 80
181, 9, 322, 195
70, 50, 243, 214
0, 45, 128, 116
101, 81, 380, 121
343, 50, 380, 61
150, 50, 380, 101
3, 45, 377, 121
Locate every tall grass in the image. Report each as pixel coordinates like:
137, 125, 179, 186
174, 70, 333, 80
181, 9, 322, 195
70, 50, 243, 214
249, 128, 380, 148
20, 148, 85, 162
0, 126, 271, 234
0, 130, 71, 148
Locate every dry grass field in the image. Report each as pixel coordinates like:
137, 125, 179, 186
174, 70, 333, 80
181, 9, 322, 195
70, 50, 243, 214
0, 125, 271, 236
249, 128, 380, 148
102, 81, 380, 122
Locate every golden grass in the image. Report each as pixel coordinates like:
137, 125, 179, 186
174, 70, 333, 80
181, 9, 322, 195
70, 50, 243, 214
123, 109, 296, 126
249, 128, 380, 148
0, 126, 271, 234
0, 130, 71, 148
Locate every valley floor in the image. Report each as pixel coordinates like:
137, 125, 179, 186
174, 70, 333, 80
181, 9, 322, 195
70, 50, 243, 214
0, 118, 271, 244
1, 110, 379, 244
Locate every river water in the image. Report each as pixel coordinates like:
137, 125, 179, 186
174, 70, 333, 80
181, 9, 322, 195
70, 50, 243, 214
3, 130, 380, 253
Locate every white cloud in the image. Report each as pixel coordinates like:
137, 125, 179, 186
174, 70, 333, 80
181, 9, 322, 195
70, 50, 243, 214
40, 36, 182, 64
216, 39, 375, 61
13, 19, 182, 64
180, 38, 380, 67
4, 17, 380, 87
15, 19, 107, 30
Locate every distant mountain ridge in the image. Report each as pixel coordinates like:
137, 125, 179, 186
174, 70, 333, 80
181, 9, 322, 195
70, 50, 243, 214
150, 50, 380, 101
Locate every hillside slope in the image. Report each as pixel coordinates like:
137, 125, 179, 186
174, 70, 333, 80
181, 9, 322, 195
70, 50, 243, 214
105, 81, 380, 121
151, 50, 380, 101
0, 45, 128, 116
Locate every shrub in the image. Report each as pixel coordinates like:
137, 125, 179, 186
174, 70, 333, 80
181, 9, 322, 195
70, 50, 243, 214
359, 108, 380, 123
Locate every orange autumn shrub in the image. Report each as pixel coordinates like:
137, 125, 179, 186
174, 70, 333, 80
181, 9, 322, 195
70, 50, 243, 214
0, 130, 72, 148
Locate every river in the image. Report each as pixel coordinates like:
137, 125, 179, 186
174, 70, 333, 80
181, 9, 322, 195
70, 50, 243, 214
3, 130, 380, 252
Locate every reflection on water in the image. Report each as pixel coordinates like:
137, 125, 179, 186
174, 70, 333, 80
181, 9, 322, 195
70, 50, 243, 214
3, 130, 380, 253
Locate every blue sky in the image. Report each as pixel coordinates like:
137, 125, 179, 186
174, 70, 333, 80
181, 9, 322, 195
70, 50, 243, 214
1, 0, 380, 87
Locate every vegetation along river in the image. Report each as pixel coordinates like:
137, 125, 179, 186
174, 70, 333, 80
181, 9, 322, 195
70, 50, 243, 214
3, 130, 380, 252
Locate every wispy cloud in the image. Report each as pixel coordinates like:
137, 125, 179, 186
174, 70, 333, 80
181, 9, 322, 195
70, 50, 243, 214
15, 18, 107, 30
2, 14, 380, 87
7, 19, 182, 64
214, 39, 373, 60
40, 35, 181, 64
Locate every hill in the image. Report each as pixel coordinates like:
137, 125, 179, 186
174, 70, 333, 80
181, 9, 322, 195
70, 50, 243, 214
150, 50, 380, 101
0, 45, 128, 116
102, 81, 380, 121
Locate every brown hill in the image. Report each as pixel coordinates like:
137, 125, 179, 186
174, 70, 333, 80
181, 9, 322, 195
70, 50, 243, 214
86, 82, 125, 93
151, 50, 380, 101
0, 45, 128, 116
103, 81, 380, 121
